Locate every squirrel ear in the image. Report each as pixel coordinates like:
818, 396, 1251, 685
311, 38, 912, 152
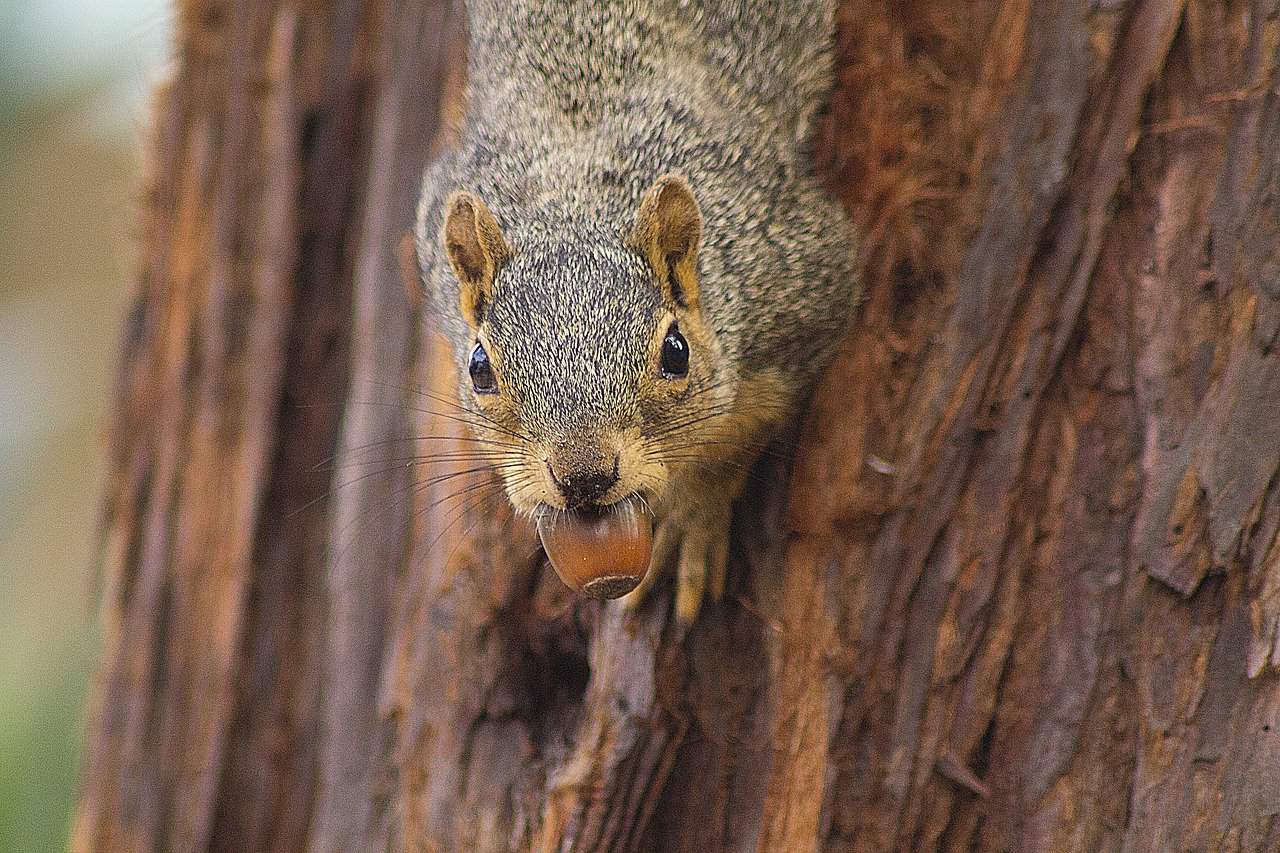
630, 175, 702, 310
442, 191, 509, 327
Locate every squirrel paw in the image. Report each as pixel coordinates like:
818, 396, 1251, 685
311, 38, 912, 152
625, 505, 731, 625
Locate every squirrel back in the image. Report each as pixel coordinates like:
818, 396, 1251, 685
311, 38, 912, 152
464, 0, 837, 144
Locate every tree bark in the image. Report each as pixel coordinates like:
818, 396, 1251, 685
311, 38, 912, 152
76, 1, 1280, 851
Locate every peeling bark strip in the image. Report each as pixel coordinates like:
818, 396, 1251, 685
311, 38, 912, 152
78, 1, 1280, 852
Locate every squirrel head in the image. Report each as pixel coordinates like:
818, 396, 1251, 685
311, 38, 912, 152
440, 175, 735, 517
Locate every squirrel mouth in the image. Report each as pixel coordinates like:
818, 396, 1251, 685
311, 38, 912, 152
536, 498, 654, 599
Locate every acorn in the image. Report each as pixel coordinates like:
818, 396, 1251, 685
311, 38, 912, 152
536, 499, 654, 599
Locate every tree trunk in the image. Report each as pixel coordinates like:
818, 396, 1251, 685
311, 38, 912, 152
76, 1, 1280, 851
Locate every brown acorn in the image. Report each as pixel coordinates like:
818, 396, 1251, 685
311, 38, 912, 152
536, 500, 654, 599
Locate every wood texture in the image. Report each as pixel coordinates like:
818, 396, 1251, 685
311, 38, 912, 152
77, 1, 1280, 850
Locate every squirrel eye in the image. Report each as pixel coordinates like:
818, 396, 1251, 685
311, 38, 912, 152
659, 323, 689, 379
469, 342, 498, 394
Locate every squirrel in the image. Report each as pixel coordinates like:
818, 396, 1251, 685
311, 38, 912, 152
415, 0, 860, 624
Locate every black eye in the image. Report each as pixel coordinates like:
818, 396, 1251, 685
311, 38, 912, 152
469, 342, 497, 394
659, 323, 689, 378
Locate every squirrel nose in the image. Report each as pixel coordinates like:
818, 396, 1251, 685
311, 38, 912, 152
549, 457, 620, 508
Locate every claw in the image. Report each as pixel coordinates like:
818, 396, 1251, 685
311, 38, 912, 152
707, 530, 729, 603
675, 537, 707, 625
622, 470, 742, 623
624, 518, 678, 611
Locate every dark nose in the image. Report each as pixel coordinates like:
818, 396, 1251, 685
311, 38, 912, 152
550, 459, 620, 508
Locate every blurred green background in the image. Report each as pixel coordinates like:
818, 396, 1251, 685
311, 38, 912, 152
1, 1, 169, 849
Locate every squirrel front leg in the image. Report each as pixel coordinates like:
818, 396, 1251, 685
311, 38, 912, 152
628, 371, 790, 623
627, 463, 747, 624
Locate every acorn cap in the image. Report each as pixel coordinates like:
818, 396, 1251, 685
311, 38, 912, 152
537, 500, 654, 599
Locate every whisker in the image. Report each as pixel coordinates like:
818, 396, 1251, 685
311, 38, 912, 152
323, 451, 518, 473
344, 379, 534, 442
330, 431, 523, 460
421, 475, 509, 513
405, 384, 537, 442
354, 397, 531, 442
418, 483, 511, 568
655, 440, 792, 465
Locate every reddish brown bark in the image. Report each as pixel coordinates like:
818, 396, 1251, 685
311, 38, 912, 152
77, 1, 1280, 851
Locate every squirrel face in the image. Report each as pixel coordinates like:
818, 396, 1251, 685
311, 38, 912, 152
441, 176, 733, 517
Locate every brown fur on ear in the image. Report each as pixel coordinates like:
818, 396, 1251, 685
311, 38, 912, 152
630, 175, 702, 310
442, 191, 509, 327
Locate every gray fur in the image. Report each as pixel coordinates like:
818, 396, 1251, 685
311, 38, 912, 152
416, 0, 859, 474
